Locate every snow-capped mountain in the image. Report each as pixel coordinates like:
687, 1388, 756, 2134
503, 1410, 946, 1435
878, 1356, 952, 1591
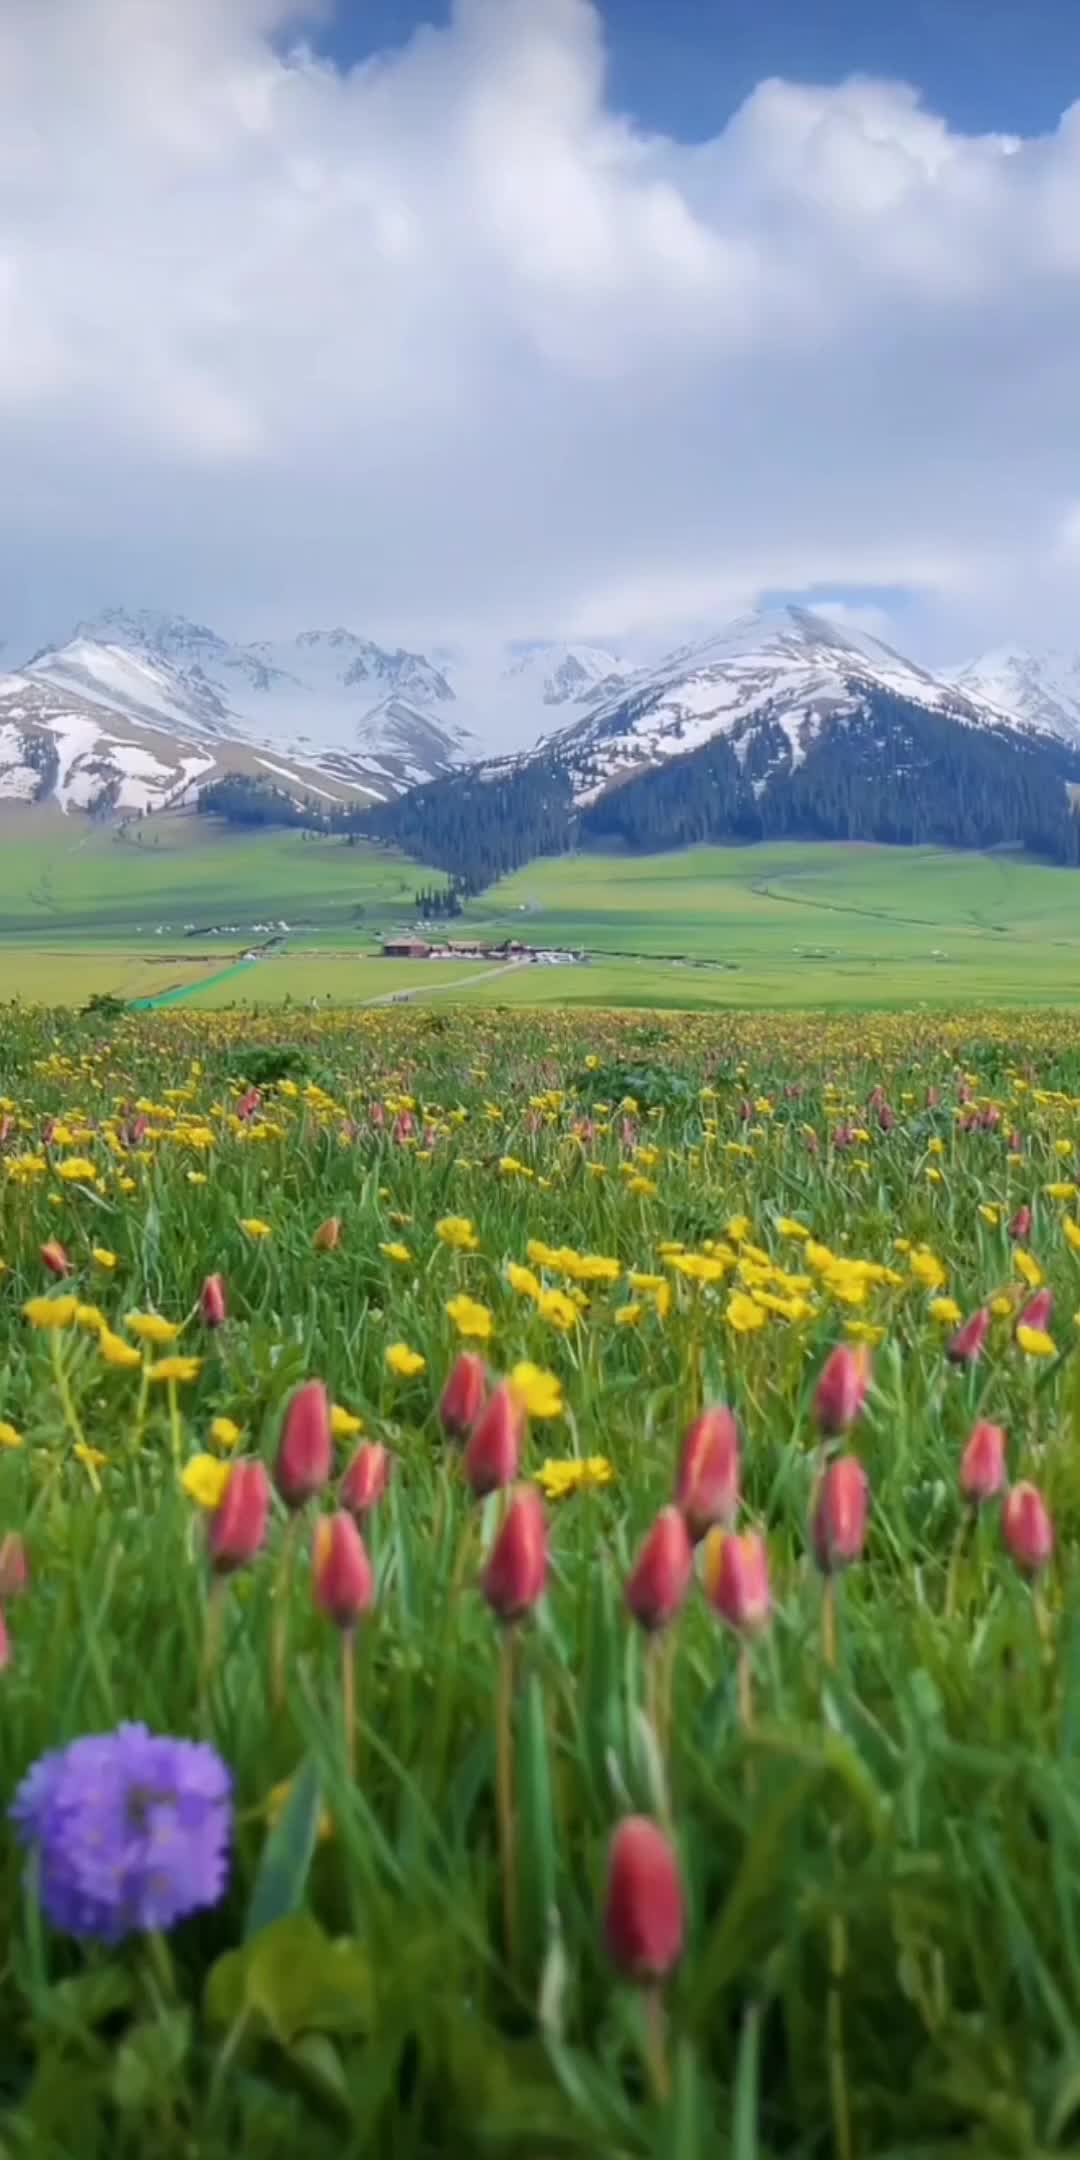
502, 641, 630, 709
527, 605, 1061, 804
946, 647, 1080, 751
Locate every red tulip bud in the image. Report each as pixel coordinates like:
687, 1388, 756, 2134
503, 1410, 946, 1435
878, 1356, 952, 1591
41, 1240, 71, 1279
200, 1273, 228, 1328
0, 1533, 30, 1601
463, 1381, 522, 1497
1018, 1289, 1054, 1335
604, 1816, 685, 1982
0, 1608, 11, 1672
704, 1528, 771, 1633
440, 1351, 488, 1440
1003, 1480, 1054, 1573
625, 1506, 694, 1632
275, 1380, 332, 1509
313, 1217, 343, 1252
947, 1308, 991, 1366
812, 1455, 869, 1572
959, 1422, 1006, 1505
814, 1344, 872, 1438
675, 1406, 740, 1541
481, 1486, 548, 1622
1009, 1205, 1032, 1241
340, 1441, 391, 1516
208, 1459, 271, 1572
313, 1511, 375, 1628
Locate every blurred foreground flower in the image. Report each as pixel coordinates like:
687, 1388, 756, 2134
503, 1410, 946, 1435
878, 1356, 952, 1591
1003, 1481, 1054, 1573
814, 1344, 871, 1439
676, 1406, 740, 1539
11, 1725, 231, 1942
604, 1816, 685, 1981
440, 1351, 488, 1438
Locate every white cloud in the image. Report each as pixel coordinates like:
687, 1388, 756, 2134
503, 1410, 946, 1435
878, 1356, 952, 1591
1, 0, 1079, 674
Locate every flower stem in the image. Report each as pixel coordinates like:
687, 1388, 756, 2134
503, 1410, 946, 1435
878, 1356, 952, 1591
827, 1903, 853, 2160
642, 1982, 671, 2104
200, 1574, 227, 1727
943, 1512, 969, 1619
167, 1380, 183, 1468
271, 1513, 301, 1713
737, 1639, 755, 1732
50, 1333, 87, 1451
342, 1628, 357, 1780
495, 1624, 517, 1968
821, 1575, 838, 1670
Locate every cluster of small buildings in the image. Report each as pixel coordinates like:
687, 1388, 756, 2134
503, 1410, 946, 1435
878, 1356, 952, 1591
382, 935, 585, 967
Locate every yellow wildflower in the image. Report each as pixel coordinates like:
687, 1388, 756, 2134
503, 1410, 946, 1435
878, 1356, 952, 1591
991, 1294, 1017, 1318
0, 1421, 24, 1450
239, 1217, 272, 1240
436, 1216, 479, 1250
536, 1288, 579, 1332
386, 1343, 426, 1379
909, 1249, 948, 1292
775, 1217, 810, 1239
181, 1454, 232, 1509
380, 1241, 413, 1264
187, 1171, 208, 1186
978, 1204, 1002, 1227
125, 1312, 180, 1344
74, 1443, 107, 1478
92, 1247, 118, 1270
1016, 1325, 1056, 1359
147, 1356, 203, 1384
726, 1291, 767, 1334
99, 1328, 142, 1368
671, 1253, 729, 1284
1047, 1183, 1078, 1201
327, 1404, 363, 1439
845, 1321, 886, 1346
930, 1297, 963, 1328
445, 1293, 494, 1342
510, 1363, 563, 1419
1014, 1250, 1044, 1290
210, 1416, 243, 1450
535, 1456, 615, 1500
1065, 1217, 1080, 1253
614, 1302, 644, 1328
507, 1263, 542, 1300
23, 1296, 77, 1331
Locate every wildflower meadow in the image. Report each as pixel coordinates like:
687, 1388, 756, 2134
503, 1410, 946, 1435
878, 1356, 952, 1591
5, 999, 1080, 2155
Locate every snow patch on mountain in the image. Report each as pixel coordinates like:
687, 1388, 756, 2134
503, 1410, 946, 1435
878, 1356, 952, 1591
946, 647, 1080, 749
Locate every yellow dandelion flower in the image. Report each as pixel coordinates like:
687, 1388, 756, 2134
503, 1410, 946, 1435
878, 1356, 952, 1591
386, 1343, 426, 1379
930, 1297, 963, 1327
1016, 1325, 1057, 1359
726, 1291, 767, 1334
125, 1312, 181, 1344
436, 1216, 479, 1250
991, 1294, 1017, 1318
73, 1443, 107, 1478
536, 1288, 579, 1332
534, 1455, 615, 1500
445, 1293, 494, 1342
56, 1157, 98, 1183
845, 1321, 886, 1346
187, 1171, 209, 1186
507, 1263, 542, 1300
614, 1302, 644, 1328
330, 1404, 364, 1439
671, 1253, 729, 1284
239, 1217, 272, 1240
1047, 1183, 1078, 1201
775, 1217, 810, 1239
181, 1454, 232, 1509
91, 1247, 118, 1271
626, 1175, 657, 1196
147, 1355, 203, 1384
380, 1241, 414, 1264
1064, 1217, 1080, 1252
23, 1296, 78, 1331
99, 1327, 142, 1368
978, 1204, 1002, 1227
910, 1249, 948, 1292
510, 1362, 564, 1420
1014, 1250, 1044, 1289
210, 1416, 243, 1450
0, 1421, 24, 1450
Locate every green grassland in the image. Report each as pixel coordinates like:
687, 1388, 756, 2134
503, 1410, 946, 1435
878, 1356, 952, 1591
3, 814, 1080, 1009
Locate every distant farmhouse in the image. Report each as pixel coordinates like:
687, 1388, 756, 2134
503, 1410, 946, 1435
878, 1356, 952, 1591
382, 935, 586, 967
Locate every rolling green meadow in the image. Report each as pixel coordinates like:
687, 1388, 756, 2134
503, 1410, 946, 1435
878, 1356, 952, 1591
3, 812, 1080, 1012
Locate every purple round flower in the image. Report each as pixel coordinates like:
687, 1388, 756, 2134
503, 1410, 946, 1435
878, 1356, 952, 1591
11, 1723, 232, 1942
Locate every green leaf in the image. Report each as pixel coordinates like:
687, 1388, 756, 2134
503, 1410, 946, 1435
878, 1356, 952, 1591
244, 1755, 324, 1942
206, 1912, 373, 2047
517, 1671, 556, 1965
111, 2010, 191, 2114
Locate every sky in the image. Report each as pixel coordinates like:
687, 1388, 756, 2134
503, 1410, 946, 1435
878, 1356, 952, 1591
2, 0, 1080, 678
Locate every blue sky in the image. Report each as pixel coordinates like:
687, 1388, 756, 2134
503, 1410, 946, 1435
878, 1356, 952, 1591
2, 0, 1079, 675
321, 0, 1080, 140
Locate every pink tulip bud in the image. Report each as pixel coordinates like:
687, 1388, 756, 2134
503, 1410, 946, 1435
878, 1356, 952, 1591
1009, 1205, 1032, 1241
946, 1308, 991, 1366
200, 1274, 228, 1329
604, 1816, 685, 1982
704, 1529, 771, 1633
208, 1460, 271, 1573
625, 1507, 694, 1632
439, 1351, 488, 1440
959, 1422, 1006, 1505
0, 1533, 30, 1601
313, 1512, 375, 1628
481, 1487, 548, 1622
313, 1217, 343, 1252
675, 1407, 740, 1541
463, 1381, 522, 1498
41, 1240, 71, 1279
275, 1380, 332, 1509
0, 1607, 11, 1672
340, 1441, 391, 1517
814, 1344, 871, 1438
1018, 1289, 1053, 1335
237, 1087, 261, 1122
1003, 1481, 1054, 1573
812, 1455, 869, 1572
